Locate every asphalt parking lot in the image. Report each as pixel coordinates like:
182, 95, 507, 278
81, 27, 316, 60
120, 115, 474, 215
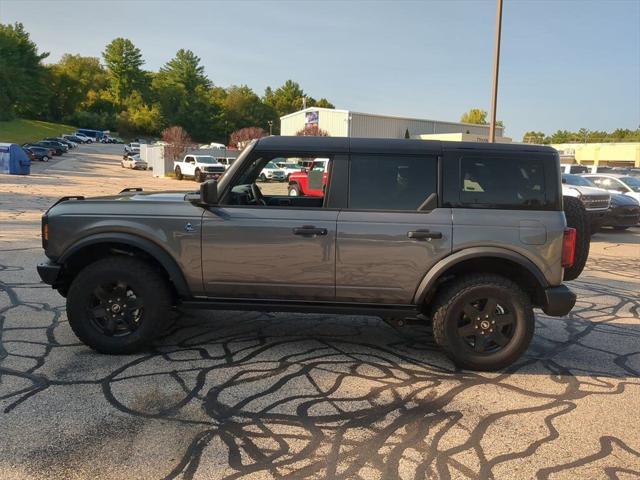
1, 144, 639, 479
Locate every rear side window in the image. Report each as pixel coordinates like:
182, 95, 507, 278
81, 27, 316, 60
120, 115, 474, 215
349, 155, 437, 210
459, 157, 546, 209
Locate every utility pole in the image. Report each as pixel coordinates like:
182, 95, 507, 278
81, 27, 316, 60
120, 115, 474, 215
488, 0, 503, 143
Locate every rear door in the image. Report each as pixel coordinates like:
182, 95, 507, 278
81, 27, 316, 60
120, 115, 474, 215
336, 152, 452, 304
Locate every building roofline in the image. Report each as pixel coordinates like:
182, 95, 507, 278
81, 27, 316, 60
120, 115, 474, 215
279, 108, 504, 132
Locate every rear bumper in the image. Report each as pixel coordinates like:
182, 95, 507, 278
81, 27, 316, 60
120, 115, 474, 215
37, 260, 62, 285
541, 285, 576, 317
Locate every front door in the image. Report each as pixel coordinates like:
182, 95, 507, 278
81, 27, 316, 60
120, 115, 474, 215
336, 154, 452, 304
202, 150, 339, 301
202, 207, 338, 300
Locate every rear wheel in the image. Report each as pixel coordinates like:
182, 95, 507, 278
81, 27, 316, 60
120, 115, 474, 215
563, 196, 590, 281
66, 257, 171, 354
42, 156, 49, 162
432, 274, 534, 371
175, 166, 183, 180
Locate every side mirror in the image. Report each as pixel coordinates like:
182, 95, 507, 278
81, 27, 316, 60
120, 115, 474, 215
200, 179, 218, 205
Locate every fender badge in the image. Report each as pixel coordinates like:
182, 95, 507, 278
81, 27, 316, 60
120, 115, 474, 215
184, 222, 195, 232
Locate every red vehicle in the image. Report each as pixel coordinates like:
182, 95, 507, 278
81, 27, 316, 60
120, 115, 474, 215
287, 158, 330, 197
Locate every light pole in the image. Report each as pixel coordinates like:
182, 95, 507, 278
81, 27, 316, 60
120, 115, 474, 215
488, 0, 503, 143
268, 120, 273, 136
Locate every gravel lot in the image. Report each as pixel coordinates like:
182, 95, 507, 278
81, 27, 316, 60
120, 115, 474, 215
1, 144, 639, 479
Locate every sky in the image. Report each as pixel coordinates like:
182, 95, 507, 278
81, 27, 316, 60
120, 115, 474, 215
1, 0, 639, 140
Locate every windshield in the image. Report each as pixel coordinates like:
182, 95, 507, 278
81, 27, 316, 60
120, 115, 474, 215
621, 176, 640, 192
563, 174, 595, 187
195, 156, 216, 164
265, 161, 278, 169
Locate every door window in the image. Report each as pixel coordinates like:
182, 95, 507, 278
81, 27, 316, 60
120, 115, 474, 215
348, 155, 437, 210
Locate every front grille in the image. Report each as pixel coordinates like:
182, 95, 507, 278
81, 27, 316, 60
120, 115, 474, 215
582, 195, 609, 210
204, 166, 225, 173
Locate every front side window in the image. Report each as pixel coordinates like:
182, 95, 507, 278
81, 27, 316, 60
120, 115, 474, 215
459, 157, 545, 209
349, 155, 437, 210
223, 154, 332, 208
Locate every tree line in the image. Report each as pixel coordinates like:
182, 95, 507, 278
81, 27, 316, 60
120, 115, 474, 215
522, 128, 640, 144
0, 22, 334, 143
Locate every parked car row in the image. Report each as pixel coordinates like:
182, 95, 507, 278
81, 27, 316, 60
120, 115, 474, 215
562, 173, 640, 231
561, 164, 640, 176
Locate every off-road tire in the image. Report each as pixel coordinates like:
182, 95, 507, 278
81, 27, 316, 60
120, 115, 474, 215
66, 256, 171, 354
431, 274, 534, 371
175, 166, 183, 180
288, 183, 302, 196
563, 196, 590, 281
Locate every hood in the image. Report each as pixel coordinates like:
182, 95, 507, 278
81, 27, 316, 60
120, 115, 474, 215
611, 192, 640, 207
89, 191, 193, 202
562, 185, 609, 197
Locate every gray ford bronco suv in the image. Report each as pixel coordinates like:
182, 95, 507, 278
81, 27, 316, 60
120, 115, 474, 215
38, 137, 577, 370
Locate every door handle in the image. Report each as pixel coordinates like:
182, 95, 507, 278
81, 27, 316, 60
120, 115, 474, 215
293, 225, 328, 236
407, 229, 442, 240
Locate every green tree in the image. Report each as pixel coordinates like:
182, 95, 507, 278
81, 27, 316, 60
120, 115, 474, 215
152, 49, 218, 141
522, 131, 545, 143
0, 22, 49, 119
102, 38, 145, 107
460, 108, 488, 125
47, 55, 107, 120
157, 49, 210, 91
460, 108, 504, 128
224, 85, 277, 133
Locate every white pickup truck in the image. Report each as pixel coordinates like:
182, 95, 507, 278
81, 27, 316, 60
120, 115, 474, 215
174, 154, 226, 182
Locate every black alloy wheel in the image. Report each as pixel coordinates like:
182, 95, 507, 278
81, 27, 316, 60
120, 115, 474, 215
88, 281, 143, 337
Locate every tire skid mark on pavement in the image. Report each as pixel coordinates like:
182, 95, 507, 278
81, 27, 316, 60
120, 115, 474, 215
0, 252, 639, 479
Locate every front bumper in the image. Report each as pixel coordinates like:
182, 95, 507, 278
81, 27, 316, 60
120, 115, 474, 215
603, 206, 640, 227
586, 210, 608, 230
37, 260, 62, 285
541, 285, 576, 317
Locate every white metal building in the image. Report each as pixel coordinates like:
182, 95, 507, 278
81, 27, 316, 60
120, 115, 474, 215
280, 107, 504, 139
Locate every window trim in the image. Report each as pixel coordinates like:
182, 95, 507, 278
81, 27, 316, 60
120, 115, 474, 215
345, 153, 440, 213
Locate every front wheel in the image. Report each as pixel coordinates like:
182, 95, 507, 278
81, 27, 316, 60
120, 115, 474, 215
288, 184, 302, 196
42, 156, 49, 162
195, 169, 203, 183
431, 274, 534, 371
66, 256, 171, 354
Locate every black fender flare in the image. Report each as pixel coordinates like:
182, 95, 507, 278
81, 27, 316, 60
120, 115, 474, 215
58, 232, 191, 297
413, 247, 550, 304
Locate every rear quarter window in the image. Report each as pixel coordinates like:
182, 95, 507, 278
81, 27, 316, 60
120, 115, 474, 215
445, 153, 558, 210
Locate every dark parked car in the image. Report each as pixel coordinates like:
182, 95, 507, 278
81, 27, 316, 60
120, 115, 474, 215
38, 137, 577, 371
602, 193, 640, 230
37, 140, 67, 153
45, 137, 75, 149
26, 142, 64, 156
24, 146, 52, 162
22, 147, 36, 161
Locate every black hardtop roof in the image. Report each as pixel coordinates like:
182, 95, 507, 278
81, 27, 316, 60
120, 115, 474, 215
254, 135, 556, 155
